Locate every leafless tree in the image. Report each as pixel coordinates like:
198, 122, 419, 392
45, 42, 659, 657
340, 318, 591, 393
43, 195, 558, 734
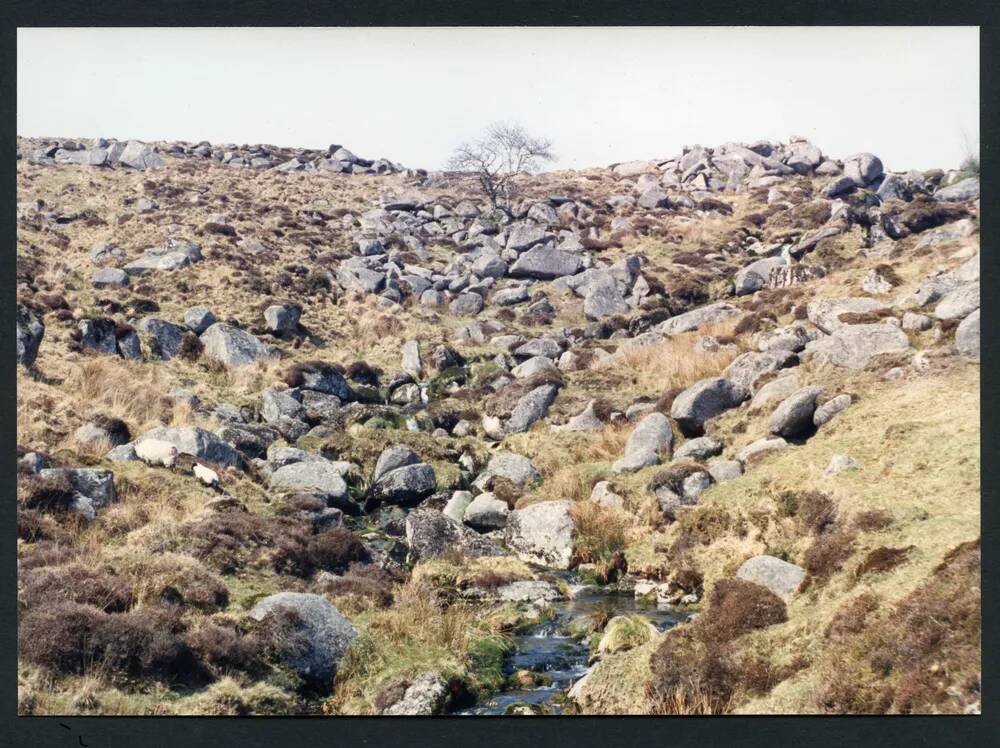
447, 123, 555, 211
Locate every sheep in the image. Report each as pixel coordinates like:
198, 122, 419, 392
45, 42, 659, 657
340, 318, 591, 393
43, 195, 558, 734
193, 463, 220, 489
135, 438, 179, 468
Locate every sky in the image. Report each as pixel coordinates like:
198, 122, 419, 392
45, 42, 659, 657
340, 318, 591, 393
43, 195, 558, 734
17, 27, 979, 172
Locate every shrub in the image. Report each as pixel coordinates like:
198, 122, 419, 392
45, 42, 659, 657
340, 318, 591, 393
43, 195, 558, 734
18, 473, 76, 513
306, 528, 370, 575
853, 509, 894, 532
797, 491, 838, 535
179, 332, 204, 361
186, 622, 264, 676
824, 593, 880, 641
318, 562, 402, 609
855, 546, 914, 578
17, 540, 81, 570
346, 360, 381, 386
698, 579, 787, 644
802, 530, 856, 580
21, 563, 134, 613
171, 512, 314, 576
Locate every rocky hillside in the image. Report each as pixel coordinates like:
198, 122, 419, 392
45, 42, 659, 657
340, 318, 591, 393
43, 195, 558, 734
15, 134, 980, 715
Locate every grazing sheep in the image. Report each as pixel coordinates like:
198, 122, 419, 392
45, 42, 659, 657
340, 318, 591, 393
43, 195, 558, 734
193, 463, 220, 489
135, 438, 179, 468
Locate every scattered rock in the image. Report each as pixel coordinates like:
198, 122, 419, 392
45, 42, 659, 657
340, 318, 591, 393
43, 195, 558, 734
735, 555, 805, 599
505, 500, 575, 569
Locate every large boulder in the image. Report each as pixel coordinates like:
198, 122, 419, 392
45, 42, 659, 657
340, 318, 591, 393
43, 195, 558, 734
373, 445, 420, 481
137, 426, 243, 468
16, 304, 44, 367
934, 177, 979, 202
671, 377, 748, 436
733, 257, 787, 296
583, 283, 629, 320
264, 304, 301, 333
804, 323, 911, 370
768, 386, 824, 438
510, 246, 582, 280
369, 463, 437, 506
933, 282, 979, 321
807, 297, 887, 334
137, 317, 186, 360
463, 493, 510, 531
200, 323, 275, 368
38, 467, 116, 510
248, 592, 356, 684
505, 500, 575, 569
381, 672, 450, 716
955, 308, 980, 361
504, 383, 559, 434
611, 412, 674, 474
405, 508, 505, 562
723, 350, 796, 394
843, 153, 884, 186
656, 302, 740, 336
123, 240, 202, 275
480, 452, 541, 487
736, 555, 805, 600
269, 460, 349, 504
118, 140, 165, 170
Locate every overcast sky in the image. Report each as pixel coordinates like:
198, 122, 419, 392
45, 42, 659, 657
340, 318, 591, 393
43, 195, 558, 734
17, 27, 979, 172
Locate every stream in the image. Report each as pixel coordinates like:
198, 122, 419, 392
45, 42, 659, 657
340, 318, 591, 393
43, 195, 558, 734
455, 583, 688, 716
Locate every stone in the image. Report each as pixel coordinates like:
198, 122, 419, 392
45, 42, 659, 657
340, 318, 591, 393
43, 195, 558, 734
405, 508, 504, 562
373, 445, 420, 481
463, 493, 510, 531
270, 461, 349, 503
248, 593, 356, 684
184, 306, 216, 334
264, 304, 301, 333
482, 452, 540, 487
671, 377, 748, 436
505, 500, 575, 569
38, 467, 116, 509
843, 153, 884, 186
118, 140, 165, 170
200, 323, 274, 367
401, 339, 422, 379
444, 491, 474, 524
723, 350, 796, 394
92, 267, 129, 288
261, 388, 305, 424
590, 481, 624, 509
735, 437, 788, 465
552, 399, 603, 432
510, 246, 582, 280
750, 374, 800, 411
369, 463, 436, 506
449, 292, 484, 316
813, 394, 852, 426
657, 302, 740, 335
707, 459, 743, 482
902, 312, 932, 331
955, 309, 980, 361
78, 319, 119, 355
138, 426, 242, 468
493, 286, 530, 306
821, 175, 857, 198
804, 323, 911, 370
736, 555, 805, 599
768, 386, 824, 438
824, 454, 862, 476
861, 268, 894, 295
505, 223, 549, 252
123, 241, 202, 275
807, 297, 887, 334
583, 283, 629, 320
137, 317, 186, 360
734, 256, 787, 296
612, 412, 674, 473
636, 186, 671, 209
16, 304, 44, 367
381, 672, 449, 716
934, 283, 979, 321
504, 384, 559, 434
90, 243, 126, 265
933, 177, 979, 202
673, 436, 723, 462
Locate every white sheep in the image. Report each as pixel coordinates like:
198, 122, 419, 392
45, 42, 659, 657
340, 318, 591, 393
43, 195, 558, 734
135, 438, 179, 468
193, 463, 220, 489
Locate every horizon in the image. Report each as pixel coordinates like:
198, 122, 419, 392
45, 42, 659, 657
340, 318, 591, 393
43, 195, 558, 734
17, 27, 979, 173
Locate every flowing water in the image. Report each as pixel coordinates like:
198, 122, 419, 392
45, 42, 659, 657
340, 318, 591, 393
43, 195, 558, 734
455, 584, 688, 716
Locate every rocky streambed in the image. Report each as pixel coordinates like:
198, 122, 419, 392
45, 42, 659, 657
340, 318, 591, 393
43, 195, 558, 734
455, 580, 688, 716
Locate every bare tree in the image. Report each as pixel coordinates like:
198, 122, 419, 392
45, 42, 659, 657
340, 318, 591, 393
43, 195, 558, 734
447, 123, 555, 211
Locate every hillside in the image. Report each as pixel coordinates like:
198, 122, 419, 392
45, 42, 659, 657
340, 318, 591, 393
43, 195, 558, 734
15, 134, 980, 716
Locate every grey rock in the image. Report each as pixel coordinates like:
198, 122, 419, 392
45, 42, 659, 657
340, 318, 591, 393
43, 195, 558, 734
734, 256, 787, 296
505, 384, 559, 434
934, 177, 979, 202
184, 306, 217, 334
249, 592, 356, 684
270, 460, 349, 502
821, 175, 857, 198
78, 319, 119, 355
804, 323, 911, 369
90, 243, 126, 265
444, 491, 474, 524
373, 445, 420, 481
707, 459, 743, 482
813, 394, 852, 426
493, 286, 531, 306
807, 297, 887, 334
92, 267, 129, 288
723, 350, 796, 394
751, 374, 801, 411
505, 223, 550, 252
382, 672, 449, 716
552, 399, 604, 432
843, 153, 884, 186
264, 304, 301, 333
137, 317, 186, 360
505, 500, 575, 569
369, 463, 437, 506
16, 304, 44, 367
200, 323, 274, 368
38, 467, 116, 509
612, 412, 674, 474
511, 356, 559, 380
657, 302, 740, 335
768, 386, 824, 438
934, 282, 979, 321
138, 426, 243, 468
482, 452, 540, 487
955, 308, 980, 361
584, 283, 629, 320
510, 246, 582, 280
735, 437, 788, 464
901, 312, 932, 331
123, 241, 202, 275
736, 555, 805, 599
405, 508, 504, 562
449, 292, 484, 316
118, 140, 165, 170
261, 388, 305, 424
671, 377, 748, 436
824, 454, 862, 476
401, 339, 422, 379
673, 436, 723, 462
590, 481, 624, 509
463, 493, 510, 531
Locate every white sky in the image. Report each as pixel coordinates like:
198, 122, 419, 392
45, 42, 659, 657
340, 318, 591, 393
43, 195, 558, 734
17, 27, 979, 172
